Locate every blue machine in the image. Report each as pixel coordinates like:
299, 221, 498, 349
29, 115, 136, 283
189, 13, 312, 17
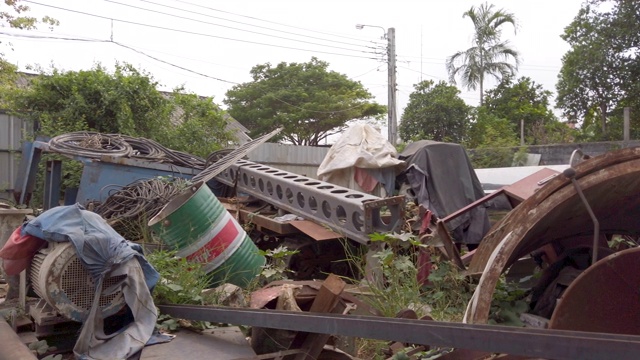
14, 140, 198, 209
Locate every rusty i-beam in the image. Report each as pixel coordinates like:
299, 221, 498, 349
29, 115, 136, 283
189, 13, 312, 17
158, 304, 640, 360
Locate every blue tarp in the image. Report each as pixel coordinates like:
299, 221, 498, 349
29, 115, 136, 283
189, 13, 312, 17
22, 204, 159, 289
22, 204, 160, 359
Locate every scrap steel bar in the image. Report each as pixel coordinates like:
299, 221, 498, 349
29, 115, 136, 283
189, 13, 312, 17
159, 304, 640, 360
192, 127, 282, 184
214, 160, 404, 244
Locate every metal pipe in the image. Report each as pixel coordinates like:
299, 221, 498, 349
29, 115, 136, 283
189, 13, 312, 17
563, 167, 600, 265
159, 304, 640, 360
0, 317, 37, 360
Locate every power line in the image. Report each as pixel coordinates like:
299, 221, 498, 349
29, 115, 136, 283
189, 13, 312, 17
130, 0, 378, 51
352, 65, 384, 79
397, 65, 446, 81
397, 54, 561, 71
170, 0, 384, 46
1, 31, 377, 115
103, 0, 377, 55
23, 1, 380, 61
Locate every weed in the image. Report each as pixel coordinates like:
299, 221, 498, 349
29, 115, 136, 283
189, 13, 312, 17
348, 232, 427, 318
146, 249, 214, 305
423, 254, 474, 322
488, 274, 534, 326
257, 245, 299, 283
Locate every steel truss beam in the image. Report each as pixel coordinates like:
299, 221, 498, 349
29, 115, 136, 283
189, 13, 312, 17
214, 160, 404, 244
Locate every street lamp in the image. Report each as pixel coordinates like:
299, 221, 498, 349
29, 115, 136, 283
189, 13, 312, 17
356, 24, 397, 145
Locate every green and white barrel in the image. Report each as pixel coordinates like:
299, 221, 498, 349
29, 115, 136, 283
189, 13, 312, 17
148, 181, 265, 287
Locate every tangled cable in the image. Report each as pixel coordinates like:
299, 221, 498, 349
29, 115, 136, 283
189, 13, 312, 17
49, 132, 132, 158
92, 177, 192, 241
48, 131, 207, 169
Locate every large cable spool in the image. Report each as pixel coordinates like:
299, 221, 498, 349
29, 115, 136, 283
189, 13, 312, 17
30, 242, 126, 322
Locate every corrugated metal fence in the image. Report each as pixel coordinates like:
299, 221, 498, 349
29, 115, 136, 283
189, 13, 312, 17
248, 143, 329, 179
0, 112, 32, 201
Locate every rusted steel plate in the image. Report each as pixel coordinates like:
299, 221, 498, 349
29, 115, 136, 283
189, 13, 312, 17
548, 247, 640, 334
467, 147, 640, 324
503, 167, 559, 204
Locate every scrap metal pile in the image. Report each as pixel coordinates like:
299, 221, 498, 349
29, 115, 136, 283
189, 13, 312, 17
5, 128, 640, 359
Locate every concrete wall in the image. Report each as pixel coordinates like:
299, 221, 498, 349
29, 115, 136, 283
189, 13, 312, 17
469, 140, 640, 166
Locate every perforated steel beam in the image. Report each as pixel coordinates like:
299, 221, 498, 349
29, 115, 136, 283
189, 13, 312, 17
215, 160, 404, 244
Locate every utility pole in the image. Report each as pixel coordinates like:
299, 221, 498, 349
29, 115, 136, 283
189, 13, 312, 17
387, 27, 397, 145
356, 24, 397, 145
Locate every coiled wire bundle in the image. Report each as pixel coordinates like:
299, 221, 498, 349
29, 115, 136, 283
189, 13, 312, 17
49, 132, 132, 158
48, 132, 207, 169
92, 177, 192, 241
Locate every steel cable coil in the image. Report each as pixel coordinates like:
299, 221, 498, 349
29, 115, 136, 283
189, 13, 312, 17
114, 135, 166, 161
93, 177, 191, 241
49, 132, 132, 158
48, 131, 207, 169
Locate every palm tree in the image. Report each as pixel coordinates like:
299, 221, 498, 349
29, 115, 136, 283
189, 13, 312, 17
446, 2, 520, 106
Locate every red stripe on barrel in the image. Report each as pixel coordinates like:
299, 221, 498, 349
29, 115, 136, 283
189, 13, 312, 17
186, 220, 238, 263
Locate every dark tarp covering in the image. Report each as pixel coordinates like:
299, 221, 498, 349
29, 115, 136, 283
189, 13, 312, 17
400, 141, 490, 245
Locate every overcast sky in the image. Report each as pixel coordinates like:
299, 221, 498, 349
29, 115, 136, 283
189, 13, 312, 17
1, 0, 585, 140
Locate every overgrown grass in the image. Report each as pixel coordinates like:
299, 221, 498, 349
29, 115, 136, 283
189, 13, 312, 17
146, 249, 214, 305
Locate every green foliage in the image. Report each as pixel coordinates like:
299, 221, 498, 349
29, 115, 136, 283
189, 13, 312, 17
482, 76, 562, 145
347, 232, 427, 319
0, 0, 58, 34
466, 108, 519, 168
399, 80, 470, 143
257, 245, 299, 284
224, 57, 385, 145
10, 63, 173, 139
423, 255, 474, 322
0, 58, 17, 107
156, 313, 180, 332
556, 0, 640, 138
488, 275, 532, 326
161, 89, 236, 158
146, 250, 214, 305
446, 2, 520, 105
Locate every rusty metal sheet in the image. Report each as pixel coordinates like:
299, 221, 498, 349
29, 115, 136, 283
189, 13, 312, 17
467, 147, 640, 324
503, 167, 559, 204
548, 247, 640, 334
289, 220, 343, 241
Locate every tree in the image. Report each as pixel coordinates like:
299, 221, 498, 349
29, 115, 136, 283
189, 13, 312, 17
1, 1, 57, 107
482, 76, 565, 144
224, 57, 385, 146
556, 0, 640, 138
1, 0, 57, 30
8, 63, 234, 156
10, 63, 173, 139
446, 2, 520, 105
399, 80, 470, 143
0, 58, 17, 108
466, 107, 519, 168
163, 89, 236, 158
